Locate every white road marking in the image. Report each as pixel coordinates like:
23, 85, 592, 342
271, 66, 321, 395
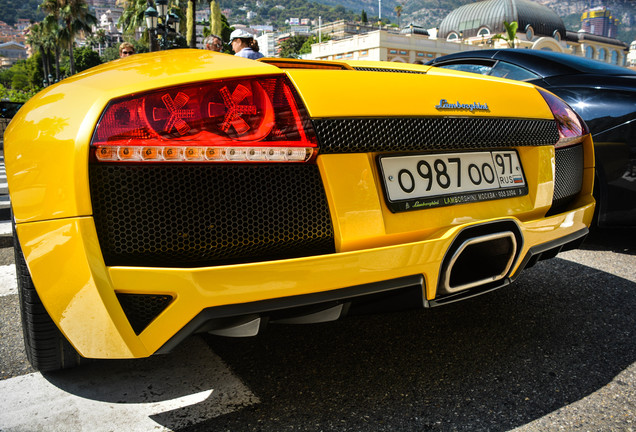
0, 264, 17, 296
0, 221, 11, 236
0, 337, 259, 431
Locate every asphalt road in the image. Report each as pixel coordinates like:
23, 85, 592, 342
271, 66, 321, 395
0, 228, 634, 431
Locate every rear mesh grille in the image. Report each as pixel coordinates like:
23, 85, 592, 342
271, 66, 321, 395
117, 293, 173, 334
90, 164, 335, 268
549, 144, 584, 214
354, 67, 426, 74
313, 118, 559, 153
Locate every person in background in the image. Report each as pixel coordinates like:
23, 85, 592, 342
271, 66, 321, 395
229, 29, 264, 60
203, 34, 223, 52
119, 42, 135, 58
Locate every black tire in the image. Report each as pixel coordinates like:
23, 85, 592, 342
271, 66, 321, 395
13, 219, 84, 372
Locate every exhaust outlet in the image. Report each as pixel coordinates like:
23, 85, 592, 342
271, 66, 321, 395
441, 231, 518, 295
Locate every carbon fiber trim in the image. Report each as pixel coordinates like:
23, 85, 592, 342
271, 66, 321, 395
312, 118, 559, 154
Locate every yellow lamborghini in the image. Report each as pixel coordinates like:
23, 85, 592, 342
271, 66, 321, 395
5, 50, 595, 371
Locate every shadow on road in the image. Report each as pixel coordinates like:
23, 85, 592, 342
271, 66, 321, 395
190, 256, 635, 431
28, 232, 634, 431
582, 227, 636, 255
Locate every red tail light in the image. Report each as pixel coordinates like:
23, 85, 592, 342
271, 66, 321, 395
538, 88, 589, 148
91, 75, 318, 163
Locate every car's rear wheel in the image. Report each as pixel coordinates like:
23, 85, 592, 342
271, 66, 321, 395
13, 219, 84, 372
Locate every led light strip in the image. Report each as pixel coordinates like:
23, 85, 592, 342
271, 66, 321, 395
94, 146, 316, 163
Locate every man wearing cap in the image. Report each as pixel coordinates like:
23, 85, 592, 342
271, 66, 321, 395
230, 29, 264, 60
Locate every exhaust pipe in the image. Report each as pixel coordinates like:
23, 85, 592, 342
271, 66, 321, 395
440, 225, 520, 295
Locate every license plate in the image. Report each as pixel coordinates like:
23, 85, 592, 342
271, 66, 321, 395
379, 150, 528, 212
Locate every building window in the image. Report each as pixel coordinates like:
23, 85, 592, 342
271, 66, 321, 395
399, 50, 407, 55
525, 25, 534, 41
389, 49, 397, 54
585, 46, 594, 59
335, 54, 343, 59
417, 52, 425, 57
360, 50, 368, 57
447, 32, 459, 41
478, 27, 490, 37
345, 52, 353, 58
610, 50, 618, 65
598, 48, 606, 61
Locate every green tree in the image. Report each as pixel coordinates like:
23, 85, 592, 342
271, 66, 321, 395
0, 69, 14, 88
73, 46, 102, 72
278, 34, 308, 58
40, 0, 63, 81
11, 73, 30, 91
8, 57, 41, 89
492, 20, 518, 48
86, 28, 107, 55
395, 5, 402, 28
26, 23, 51, 85
361, 9, 368, 23
118, 0, 149, 37
299, 34, 330, 55
58, 0, 97, 75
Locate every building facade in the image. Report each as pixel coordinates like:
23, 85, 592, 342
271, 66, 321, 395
310, 0, 629, 67
311, 29, 483, 62
581, 6, 619, 38
0, 41, 27, 67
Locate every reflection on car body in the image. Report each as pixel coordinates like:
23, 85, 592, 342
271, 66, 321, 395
428, 49, 636, 227
5, 51, 595, 371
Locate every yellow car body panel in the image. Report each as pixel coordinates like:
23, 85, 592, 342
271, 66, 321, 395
286, 68, 553, 119
5, 50, 279, 224
5, 50, 595, 361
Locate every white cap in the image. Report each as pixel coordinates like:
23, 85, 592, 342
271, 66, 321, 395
230, 28, 254, 41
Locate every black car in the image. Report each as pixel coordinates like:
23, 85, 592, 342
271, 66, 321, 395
428, 49, 636, 227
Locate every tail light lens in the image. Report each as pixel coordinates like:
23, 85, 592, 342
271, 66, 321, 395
90, 75, 318, 163
538, 88, 589, 148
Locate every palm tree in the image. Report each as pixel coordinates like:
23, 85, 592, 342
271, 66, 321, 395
118, 0, 149, 36
86, 28, 107, 55
59, 0, 97, 75
40, 0, 62, 81
395, 5, 402, 28
26, 23, 51, 86
42, 16, 63, 81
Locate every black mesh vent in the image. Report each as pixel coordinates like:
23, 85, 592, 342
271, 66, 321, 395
117, 293, 173, 335
354, 67, 427, 74
313, 118, 559, 154
549, 144, 584, 214
90, 164, 335, 268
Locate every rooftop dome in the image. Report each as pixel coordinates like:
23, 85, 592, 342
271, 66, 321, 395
439, 0, 566, 40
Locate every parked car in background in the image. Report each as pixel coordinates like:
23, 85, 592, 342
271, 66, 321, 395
5, 51, 594, 371
0, 101, 24, 144
428, 49, 636, 227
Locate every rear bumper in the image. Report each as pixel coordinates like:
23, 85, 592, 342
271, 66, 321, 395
17, 201, 594, 359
